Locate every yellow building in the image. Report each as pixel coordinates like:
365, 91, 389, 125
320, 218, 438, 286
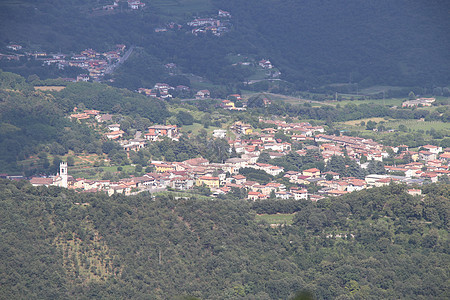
196, 176, 220, 188
232, 121, 253, 135
152, 163, 175, 173
222, 100, 235, 109
243, 127, 253, 135
302, 168, 321, 178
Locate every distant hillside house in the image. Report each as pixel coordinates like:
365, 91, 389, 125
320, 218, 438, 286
213, 129, 227, 139
221, 100, 235, 109
77, 74, 90, 82
407, 189, 422, 196
103, 1, 118, 10
402, 98, 435, 107
196, 176, 220, 188
95, 114, 113, 122
105, 130, 125, 140
188, 18, 220, 27
138, 88, 153, 96
70, 113, 90, 120
228, 94, 242, 101
128, 0, 145, 10
145, 125, 178, 141
218, 10, 231, 18
196, 90, 210, 99
422, 144, 442, 154
231, 121, 253, 135
7, 44, 22, 51
302, 168, 321, 178
108, 124, 121, 131
259, 59, 273, 69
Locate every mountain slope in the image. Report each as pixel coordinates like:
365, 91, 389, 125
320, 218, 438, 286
1, 0, 449, 89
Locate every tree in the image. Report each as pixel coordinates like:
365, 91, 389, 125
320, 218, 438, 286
257, 152, 271, 164
367, 160, 386, 175
398, 124, 407, 132
408, 91, 416, 100
102, 141, 117, 154
67, 156, 75, 166
176, 111, 194, 126
366, 120, 377, 130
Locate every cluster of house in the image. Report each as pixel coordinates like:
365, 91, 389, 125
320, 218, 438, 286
0, 44, 25, 61
138, 83, 182, 99
0, 44, 126, 80
69, 108, 181, 155
104, 123, 180, 156
259, 59, 273, 69
102, 0, 145, 11
187, 10, 231, 36
31, 138, 448, 198
221, 94, 247, 111
34, 109, 449, 199
138, 84, 211, 100
402, 97, 436, 107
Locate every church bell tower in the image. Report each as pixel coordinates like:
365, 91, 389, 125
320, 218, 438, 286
60, 162, 68, 188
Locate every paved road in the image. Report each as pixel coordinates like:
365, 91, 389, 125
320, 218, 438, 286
104, 45, 135, 75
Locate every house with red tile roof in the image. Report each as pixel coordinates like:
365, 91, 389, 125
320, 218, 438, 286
302, 168, 321, 178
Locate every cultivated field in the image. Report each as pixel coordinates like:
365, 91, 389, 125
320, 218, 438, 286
34, 86, 66, 91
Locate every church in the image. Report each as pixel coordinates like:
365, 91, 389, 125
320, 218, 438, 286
30, 162, 69, 188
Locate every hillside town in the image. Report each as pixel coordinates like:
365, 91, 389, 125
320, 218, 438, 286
0, 44, 128, 81
28, 109, 450, 200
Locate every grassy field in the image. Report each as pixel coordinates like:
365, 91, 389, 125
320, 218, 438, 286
154, 190, 212, 201
386, 120, 450, 131
343, 117, 389, 126
255, 213, 296, 226
359, 85, 407, 95
180, 122, 217, 135
250, 92, 324, 106
34, 86, 66, 91
332, 98, 404, 107
189, 79, 220, 91
168, 106, 205, 120
341, 119, 450, 131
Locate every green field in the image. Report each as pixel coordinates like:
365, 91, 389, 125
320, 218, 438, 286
69, 165, 137, 179
359, 85, 407, 95
341, 119, 450, 132
255, 213, 295, 226
386, 120, 450, 131
181, 122, 220, 135
332, 98, 404, 107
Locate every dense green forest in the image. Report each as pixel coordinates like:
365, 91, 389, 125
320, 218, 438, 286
1, 0, 448, 91
1, 180, 448, 299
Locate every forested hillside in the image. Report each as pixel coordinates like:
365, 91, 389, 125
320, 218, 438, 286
1, 0, 448, 90
1, 180, 448, 299
0, 70, 168, 173
221, 0, 450, 88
